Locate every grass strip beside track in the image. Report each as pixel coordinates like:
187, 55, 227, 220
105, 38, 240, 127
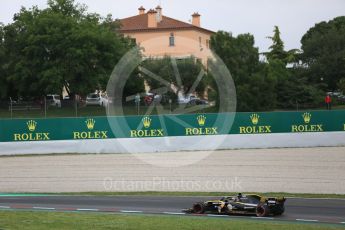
0, 210, 343, 230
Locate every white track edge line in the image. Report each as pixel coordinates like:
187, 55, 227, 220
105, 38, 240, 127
76, 208, 99, 211
120, 210, 143, 213
33, 207, 55, 210
251, 217, 274, 220
296, 219, 319, 222
207, 214, 228, 217
163, 212, 185, 215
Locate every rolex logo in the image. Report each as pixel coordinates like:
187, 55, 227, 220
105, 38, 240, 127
292, 112, 322, 132
303, 112, 312, 124
27, 120, 37, 132
86, 119, 96, 130
239, 113, 271, 134
197, 115, 206, 126
142, 116, 152, 128
14, 120, 50, 141
250, 114, 259, 125
73, 118, 108, 139
185, 115, 217, 136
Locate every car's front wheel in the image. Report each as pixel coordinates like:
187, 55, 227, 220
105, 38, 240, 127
192, 202, 205, 214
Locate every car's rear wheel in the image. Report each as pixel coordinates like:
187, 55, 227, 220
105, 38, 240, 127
256, 205, 269, 217
192, 202, 205, 214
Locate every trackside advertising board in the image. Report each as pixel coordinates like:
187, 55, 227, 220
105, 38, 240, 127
0, 110, 344, 142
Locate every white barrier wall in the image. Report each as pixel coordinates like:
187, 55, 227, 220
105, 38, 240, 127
1, 132, 345, 156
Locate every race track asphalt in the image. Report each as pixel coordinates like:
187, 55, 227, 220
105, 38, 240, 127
0, 195, 345, 225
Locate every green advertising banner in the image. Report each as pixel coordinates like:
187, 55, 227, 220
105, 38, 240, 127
0, 110, 344, 142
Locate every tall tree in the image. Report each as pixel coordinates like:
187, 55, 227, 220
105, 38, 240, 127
141, 56, 207, 99
211, 31, 278, 111
263, 26, 323, 109
265, 26, 299, 64
300, 16, 345, 90
211, 31, 259, 83
266, 26, 286, 62
3, 0, 132, 98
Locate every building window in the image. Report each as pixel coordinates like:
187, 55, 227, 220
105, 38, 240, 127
169, 33, 175, 47
199, 36, 202, 47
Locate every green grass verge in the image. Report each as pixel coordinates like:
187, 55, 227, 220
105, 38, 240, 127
1, 191, 344, 199
0, 211, 342, 230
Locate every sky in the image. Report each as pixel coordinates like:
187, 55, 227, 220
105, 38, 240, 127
1, 0, 345, 52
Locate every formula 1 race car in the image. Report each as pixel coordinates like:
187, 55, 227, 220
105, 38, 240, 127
183, 193, 286, 217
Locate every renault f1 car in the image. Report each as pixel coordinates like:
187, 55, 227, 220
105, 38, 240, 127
183, 194, 286, 217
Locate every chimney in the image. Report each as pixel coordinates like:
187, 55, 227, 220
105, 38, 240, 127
192, 12, 201, 27
147, 9, 157, 28
138, 6, 145, 15
155, 5, 162, 22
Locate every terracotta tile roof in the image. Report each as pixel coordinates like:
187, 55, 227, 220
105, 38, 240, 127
118, 14, 214, 34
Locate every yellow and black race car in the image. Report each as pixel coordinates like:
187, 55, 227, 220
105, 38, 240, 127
183, 193, 286, 217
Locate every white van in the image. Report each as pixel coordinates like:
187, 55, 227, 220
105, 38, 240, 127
46, 95, 61, 108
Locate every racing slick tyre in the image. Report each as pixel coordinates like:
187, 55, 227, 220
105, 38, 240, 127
256, 205, 269, 217
192, 202, 205, 214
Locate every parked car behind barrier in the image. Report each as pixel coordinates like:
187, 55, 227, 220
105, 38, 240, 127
86, 93, 109, 107
46, 95, 61, 108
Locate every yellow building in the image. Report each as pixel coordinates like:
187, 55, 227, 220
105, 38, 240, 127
119, 6, 214, 65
